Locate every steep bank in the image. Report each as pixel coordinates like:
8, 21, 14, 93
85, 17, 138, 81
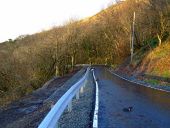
115, 41, 170, 91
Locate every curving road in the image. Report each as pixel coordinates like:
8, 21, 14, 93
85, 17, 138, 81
93, 66, 170, 128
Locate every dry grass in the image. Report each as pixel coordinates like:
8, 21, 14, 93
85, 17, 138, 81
139, 42, 170, 77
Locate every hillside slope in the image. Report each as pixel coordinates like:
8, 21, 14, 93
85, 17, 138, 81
116, 41, 170, 89
0, 0, 169, 105
137, 42, 170, 78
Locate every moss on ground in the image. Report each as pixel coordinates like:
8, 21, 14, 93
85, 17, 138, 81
135, 42, 170, 78
145, 79, 159, 85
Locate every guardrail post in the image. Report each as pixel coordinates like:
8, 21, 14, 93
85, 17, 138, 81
84, 80, 87, 88
68, 100, 72, 112
50, 101, 54, 109
76, 90, 80, 100
80, 86, 84, 93
56, 122, 59, 128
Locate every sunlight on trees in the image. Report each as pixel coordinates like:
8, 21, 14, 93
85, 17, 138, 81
0, 0, 169, 106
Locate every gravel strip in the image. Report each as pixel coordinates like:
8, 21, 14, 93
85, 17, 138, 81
58, 71, 95, 128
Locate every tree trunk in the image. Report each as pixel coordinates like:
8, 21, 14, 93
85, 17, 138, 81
157, 34, 162, 46
55, 66, 59, 76
71, 56, 74, 70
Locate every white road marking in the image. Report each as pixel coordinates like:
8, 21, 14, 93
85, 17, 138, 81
92, 70, 99, 128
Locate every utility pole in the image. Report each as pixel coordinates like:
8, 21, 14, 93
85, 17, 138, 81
116, 0, 126, 4
130, 12, 136, 63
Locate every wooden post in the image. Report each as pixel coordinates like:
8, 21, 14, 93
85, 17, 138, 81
130, 25, 132, 58
131, 12, 135, 63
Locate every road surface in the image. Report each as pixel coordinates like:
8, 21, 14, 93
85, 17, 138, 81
93, 66, 170, 128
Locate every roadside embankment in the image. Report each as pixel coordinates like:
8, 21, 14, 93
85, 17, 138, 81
0, 67, 92, 128
112, 42, 170, 92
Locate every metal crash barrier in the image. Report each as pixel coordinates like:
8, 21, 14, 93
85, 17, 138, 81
38, 67, 90, 128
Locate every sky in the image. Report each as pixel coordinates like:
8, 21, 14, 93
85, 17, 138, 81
0, 0, 115, 42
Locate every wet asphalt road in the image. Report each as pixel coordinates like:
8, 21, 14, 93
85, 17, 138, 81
93, 66, 170, 128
